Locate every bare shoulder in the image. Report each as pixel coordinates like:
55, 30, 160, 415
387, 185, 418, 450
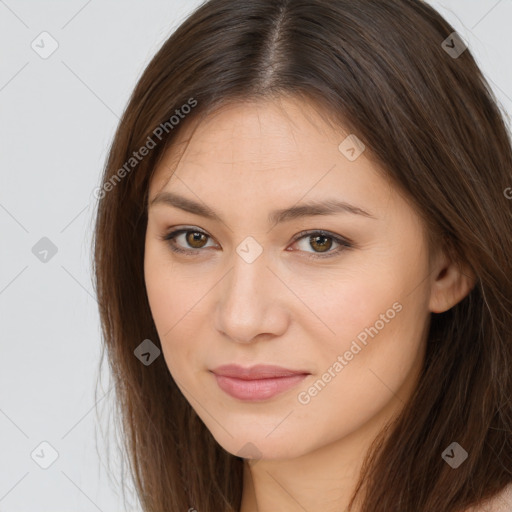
464, 483, 512, 512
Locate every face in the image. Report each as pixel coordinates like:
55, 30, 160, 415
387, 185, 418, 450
144, 96, 437, 461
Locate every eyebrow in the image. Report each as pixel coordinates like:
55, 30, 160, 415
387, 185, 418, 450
149, 191, 376, 224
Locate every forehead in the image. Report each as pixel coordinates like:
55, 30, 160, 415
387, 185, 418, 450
145, 98, 432, 256
148, 97, 388, 203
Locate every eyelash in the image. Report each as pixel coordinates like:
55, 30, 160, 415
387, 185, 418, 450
160, 227, 352, 260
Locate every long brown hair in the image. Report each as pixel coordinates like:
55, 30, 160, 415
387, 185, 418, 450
92, 1, 512, 510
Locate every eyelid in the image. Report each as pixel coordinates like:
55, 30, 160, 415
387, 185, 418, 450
159, 227, 217, 254
288, 229, 353, 258
160, 226, 353, 259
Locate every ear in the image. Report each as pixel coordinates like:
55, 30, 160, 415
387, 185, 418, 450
428, 248, 476, 314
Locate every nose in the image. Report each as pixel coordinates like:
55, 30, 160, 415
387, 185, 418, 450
214, 249, 289, 344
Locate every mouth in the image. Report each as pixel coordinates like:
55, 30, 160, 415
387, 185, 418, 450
209, 364, 310, 401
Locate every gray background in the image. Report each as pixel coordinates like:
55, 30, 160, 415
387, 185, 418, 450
0, 1, 510, 510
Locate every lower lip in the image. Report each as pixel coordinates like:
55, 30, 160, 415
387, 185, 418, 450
212, 372, 309, 401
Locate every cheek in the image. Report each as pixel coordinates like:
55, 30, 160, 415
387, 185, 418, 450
293, 271, 401, 360
290, 288, 428, 452
145, 235, 193, 329
144, 246, 200, 374
300, 258, 429, 375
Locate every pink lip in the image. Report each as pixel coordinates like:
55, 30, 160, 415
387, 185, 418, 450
210, 364, 310, 401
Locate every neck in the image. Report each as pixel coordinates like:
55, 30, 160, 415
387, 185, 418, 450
239, 398, 401, 512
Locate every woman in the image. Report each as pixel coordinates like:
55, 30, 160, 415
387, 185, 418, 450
92, 1, 512, 511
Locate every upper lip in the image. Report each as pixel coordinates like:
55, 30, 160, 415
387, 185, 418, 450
210, 364, 310, 380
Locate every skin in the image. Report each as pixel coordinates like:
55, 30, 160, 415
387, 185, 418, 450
144, 96, 475, 512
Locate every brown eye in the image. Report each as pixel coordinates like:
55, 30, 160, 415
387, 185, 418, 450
163, 227, 352, 260
291, 230, 352, 259
162, 228, 215, 255
186, 231, 208, 249
309, 234, 333, 253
